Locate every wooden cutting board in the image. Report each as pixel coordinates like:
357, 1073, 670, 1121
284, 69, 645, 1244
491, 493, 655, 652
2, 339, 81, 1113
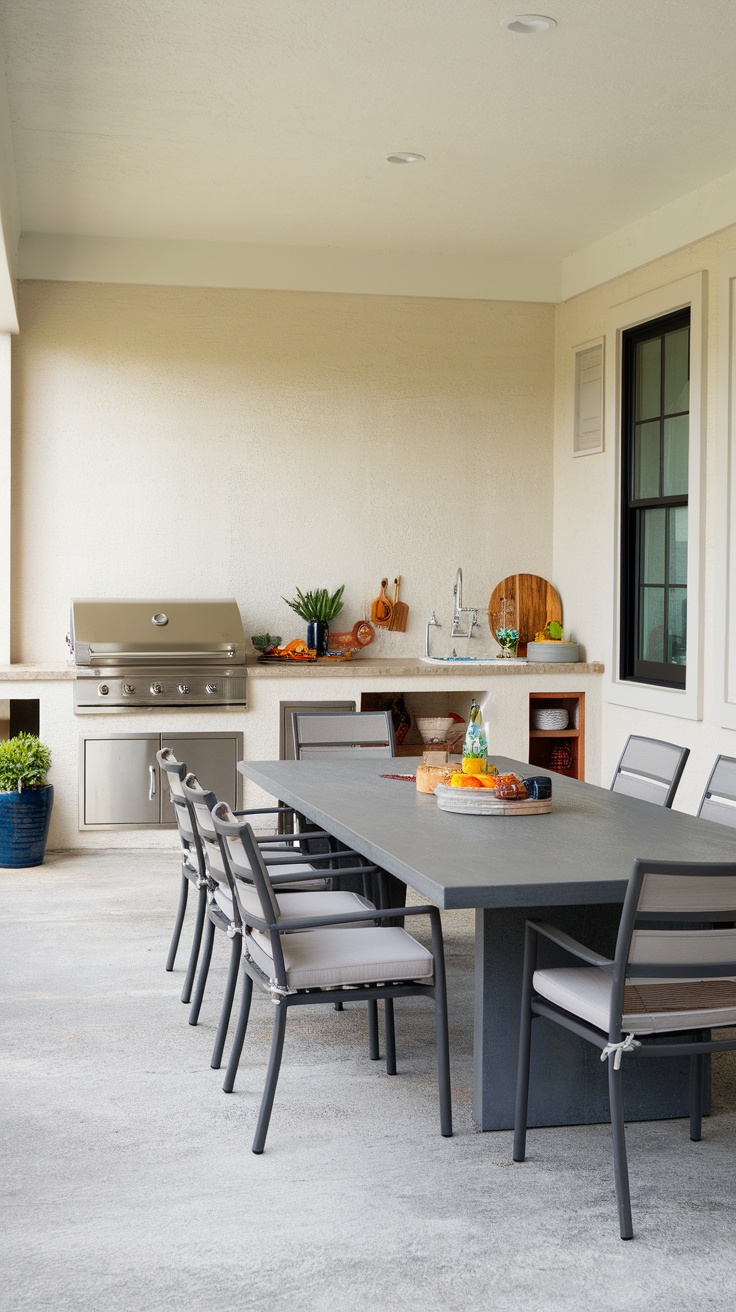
487, 574, 562, 657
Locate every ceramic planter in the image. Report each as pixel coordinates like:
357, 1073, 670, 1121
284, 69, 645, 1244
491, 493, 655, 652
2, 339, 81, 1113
0, 784, 54, 867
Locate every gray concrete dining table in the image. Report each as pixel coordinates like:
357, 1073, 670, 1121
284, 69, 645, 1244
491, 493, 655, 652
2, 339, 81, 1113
238, 755, 736, 1131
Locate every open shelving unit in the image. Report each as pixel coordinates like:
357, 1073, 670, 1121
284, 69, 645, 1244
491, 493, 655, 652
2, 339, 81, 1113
528, 691, 585, 780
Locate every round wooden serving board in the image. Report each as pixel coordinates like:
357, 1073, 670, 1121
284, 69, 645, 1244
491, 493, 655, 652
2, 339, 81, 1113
488, 573, 562, 657
434, 784, 552, 816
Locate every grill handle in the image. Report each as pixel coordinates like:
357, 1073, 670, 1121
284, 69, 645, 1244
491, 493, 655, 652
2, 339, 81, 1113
86, 647, 237, 660
148, 766, 157, 801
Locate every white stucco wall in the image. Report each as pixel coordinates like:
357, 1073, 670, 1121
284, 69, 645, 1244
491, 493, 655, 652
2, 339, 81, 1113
553, 223, 736, 812
11, 281, 555, 664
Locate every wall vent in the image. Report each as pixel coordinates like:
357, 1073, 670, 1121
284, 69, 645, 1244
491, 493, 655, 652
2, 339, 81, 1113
573, 339, 604, 456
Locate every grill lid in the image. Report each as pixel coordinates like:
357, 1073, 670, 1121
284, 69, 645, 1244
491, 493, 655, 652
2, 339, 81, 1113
69, 599, 246, 667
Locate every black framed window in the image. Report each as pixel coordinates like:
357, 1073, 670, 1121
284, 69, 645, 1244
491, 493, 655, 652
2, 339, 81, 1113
620, 309, 690, 688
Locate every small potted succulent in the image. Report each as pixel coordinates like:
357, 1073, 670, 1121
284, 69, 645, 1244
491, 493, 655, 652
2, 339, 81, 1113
0, 733, 54, 867
282, 586, 345, 656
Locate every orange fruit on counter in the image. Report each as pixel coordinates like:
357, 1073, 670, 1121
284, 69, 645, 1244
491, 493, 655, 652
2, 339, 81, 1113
475, 776, 497, 789
449, 773, 482, 789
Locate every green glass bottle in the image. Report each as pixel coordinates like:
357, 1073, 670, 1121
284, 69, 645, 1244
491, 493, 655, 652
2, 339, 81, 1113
462, 699, 488, 775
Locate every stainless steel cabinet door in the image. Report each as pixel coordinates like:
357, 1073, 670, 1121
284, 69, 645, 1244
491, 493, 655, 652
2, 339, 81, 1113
160, 734, 239, 822
83, 735, 160, 826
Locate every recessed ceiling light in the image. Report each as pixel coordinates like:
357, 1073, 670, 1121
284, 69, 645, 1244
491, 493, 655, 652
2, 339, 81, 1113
501, 14, 557, 34
386, 152, 425, 164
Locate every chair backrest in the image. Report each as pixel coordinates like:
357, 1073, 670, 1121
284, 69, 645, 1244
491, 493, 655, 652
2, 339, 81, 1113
697, 755, 736, 828
212, 804, 288, 989
291, 710, 395, 760
181, 773, 234, 906
610, 735, 689, 807
156, 748, 201, 865
608, 858, 736, 1037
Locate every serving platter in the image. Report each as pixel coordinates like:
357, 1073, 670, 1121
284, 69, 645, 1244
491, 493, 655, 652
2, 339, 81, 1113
434, 784, 552, 816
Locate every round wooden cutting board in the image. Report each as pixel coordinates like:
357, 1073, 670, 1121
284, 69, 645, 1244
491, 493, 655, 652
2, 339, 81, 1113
487, 574, 562, 656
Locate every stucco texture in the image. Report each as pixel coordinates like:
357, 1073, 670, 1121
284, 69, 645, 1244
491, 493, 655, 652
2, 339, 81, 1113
11, 282, 554, 664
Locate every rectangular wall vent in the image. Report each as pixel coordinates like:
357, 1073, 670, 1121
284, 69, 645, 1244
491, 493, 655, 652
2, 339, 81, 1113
573, 339, 604, 456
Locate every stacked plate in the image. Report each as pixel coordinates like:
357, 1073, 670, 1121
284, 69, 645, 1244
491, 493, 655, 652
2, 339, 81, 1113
532, 707, 569, 731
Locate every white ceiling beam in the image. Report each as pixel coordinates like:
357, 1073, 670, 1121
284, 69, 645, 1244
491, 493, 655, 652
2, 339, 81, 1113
0, 45, 19, 334
17, 234, 561, 304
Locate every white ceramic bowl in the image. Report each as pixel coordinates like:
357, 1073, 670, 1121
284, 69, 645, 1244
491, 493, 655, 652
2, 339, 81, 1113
416, 716, 455, 744
532, 707, 569, 731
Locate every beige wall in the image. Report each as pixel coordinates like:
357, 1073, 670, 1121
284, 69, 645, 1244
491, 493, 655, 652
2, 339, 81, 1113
11, 282, 555, 663
553, 224, 736, 811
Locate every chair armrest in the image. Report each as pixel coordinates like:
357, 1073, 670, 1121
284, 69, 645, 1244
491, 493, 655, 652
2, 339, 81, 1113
272, 904, 437, 932
256, 830, 333, 845
266, 866, 377, 887
233, 806, 293, 817
262, 849, 370, 866
528, 920, 613, 967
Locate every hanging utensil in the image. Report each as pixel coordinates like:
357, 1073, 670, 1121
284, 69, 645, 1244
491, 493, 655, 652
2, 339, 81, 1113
388, 577, 409, 632
371, 579, 393, 628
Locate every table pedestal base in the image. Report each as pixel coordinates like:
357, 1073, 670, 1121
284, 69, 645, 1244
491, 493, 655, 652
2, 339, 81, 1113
473, 904, 700, 1132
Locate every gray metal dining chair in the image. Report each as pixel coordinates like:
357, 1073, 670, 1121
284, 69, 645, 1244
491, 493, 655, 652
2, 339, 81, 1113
291, 710, 395, 759
211, 803, 452, 1154
610, 735, 689, 807
513, 857, 736, 1239
182, 773, 378, 1070
697, 755, 736, 827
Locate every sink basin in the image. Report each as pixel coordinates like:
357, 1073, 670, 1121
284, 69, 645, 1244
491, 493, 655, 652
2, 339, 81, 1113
419, 656, 528, 665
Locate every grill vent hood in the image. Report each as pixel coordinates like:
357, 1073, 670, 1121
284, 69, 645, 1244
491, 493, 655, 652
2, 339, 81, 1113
69, 599, 245, 666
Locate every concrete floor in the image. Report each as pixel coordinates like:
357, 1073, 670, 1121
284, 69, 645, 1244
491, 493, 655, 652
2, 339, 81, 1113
2, 851, 736, 1312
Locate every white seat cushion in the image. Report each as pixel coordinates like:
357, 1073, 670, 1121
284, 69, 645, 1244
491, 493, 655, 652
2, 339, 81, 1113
236, 886, 371, 922
534, 965, 736, 1036
246, 925, 433, 990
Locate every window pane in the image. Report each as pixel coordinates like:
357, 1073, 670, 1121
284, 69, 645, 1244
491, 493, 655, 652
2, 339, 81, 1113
668, 587, 687, 664
636, 338, 661, 421
664, 327, 689, 415
663, 414, 689, 495
641, 507, 666, 583
639, 588, 665, 662
635, 421, 660, 498
668, 506, 688, 585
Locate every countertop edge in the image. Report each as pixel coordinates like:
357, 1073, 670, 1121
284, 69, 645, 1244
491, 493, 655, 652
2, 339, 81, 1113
245, 658, 604, 678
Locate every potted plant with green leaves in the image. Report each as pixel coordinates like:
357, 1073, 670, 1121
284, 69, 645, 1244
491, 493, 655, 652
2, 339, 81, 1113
0, 733, 53, 867
282, 585, 345, 657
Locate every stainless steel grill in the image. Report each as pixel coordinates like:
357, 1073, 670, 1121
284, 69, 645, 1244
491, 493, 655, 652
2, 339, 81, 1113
68, 599, 247, 713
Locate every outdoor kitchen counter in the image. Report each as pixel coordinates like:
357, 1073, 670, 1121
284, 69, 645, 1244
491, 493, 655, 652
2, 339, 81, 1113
245, 657, 604, 677
0, 664, 73, 680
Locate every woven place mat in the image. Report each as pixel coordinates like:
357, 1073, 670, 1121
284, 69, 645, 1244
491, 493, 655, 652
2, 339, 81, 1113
624, 979, 736, 1015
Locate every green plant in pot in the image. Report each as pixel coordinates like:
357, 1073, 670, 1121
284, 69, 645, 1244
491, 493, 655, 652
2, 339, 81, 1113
282, 586, 345, 657
0, 733, 54, 868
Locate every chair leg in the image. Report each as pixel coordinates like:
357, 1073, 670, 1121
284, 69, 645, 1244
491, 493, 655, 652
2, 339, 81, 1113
513, 922, 536, 1162
223, 971, 253, 1093
334, 1000, 344, 1011
211, 936, 241, 1069
689, 1050, 704, 1143
608, 1060, 634, 1240
252, 1000, 288, 1154
368, 999, 379, 1060
433, 956, 452, 1139
166, 872, 189, 971
180, 885, 207, 1004
188, 916, 215, 1026
385, 999, 396, 1075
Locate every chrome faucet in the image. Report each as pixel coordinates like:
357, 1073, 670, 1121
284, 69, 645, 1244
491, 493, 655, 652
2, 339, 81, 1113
425, 611, 441, 658
450, 567, 479, 639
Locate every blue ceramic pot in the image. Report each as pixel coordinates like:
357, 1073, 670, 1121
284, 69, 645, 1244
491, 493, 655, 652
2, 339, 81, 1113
0, 785, 54, 867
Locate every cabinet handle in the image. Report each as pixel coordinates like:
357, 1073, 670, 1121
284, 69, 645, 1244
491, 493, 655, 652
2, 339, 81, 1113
149, 765, 157, 800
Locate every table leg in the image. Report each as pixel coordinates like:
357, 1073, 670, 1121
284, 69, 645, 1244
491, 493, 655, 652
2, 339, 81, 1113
473, 904, 698, 1131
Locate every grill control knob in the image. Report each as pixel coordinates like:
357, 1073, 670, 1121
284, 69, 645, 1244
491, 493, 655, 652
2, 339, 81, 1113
122, 683, 136, 695
98, 683, 110, 696
150, 682, 164, 696
178, 683, 190, 695
205, 682, 219, 695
